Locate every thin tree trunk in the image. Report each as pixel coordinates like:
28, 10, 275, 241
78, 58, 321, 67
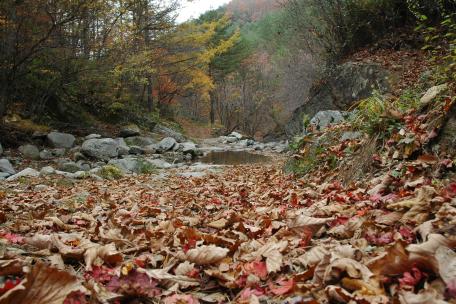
147, 76, 153, 112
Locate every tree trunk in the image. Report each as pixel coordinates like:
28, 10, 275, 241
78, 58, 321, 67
210, 91, 216, 125
147, 76, 153, 112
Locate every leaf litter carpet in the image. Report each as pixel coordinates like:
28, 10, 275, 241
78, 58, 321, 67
0, 162, 455, 303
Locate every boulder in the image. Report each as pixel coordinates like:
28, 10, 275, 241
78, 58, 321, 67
119, 124, 141, 138
129, 146, 145, 155
19, 144, 40, 160
310, 110, 346, 131
0, 159, 15, 175
81, 138, 120, 160
143, 144, 158, 154
125, 136, 156, 147
73, 152, 87, 161
286, 62, 390, 136
154, 124, 186, 142
47, 132, 75, 148
59, 162, 81, 173
420, 84, 448, 106
0, 172, 11, 180
85, 134, 101, 140
39, 150, 54, 160
0, 143, 3, 156
7, 168, 40, 181
229, 132, 243, 140
159, 137, 177, 151
40, 166, 55, 175
147, 158, 173, 169
180, 142, 198, 155
225, 136, 238, 144
52, 148, 66, 157
114, 138, 129, 156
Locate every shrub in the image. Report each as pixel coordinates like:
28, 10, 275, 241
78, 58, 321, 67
99, 165, 124, 180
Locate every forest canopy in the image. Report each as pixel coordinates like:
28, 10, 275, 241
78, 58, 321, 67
0, 0, 454, 136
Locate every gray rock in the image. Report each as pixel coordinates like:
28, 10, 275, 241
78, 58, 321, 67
154, 124, 186, 142
119, 124, 141, 138
179, 171, 206, 178
341, 131, 363, 141
34, 184, 48, 191
73, 152, 87, 161
76, 161, 91, 171
7, 168, 40, 181
254, 144, 265, 151
109, 158, 140, 174
114, 138, 129, 156
59, 162, 81, 173
52, 148, 66, 157
47, 132, 75, 148
225, 136, 238, 144
147, 158, 173, 169
85, 134, 101, 140
229, 132, 243, 140
19, 144, 40, 160
143, 144, 158, 154
81, 138, 120, 160
184, 153, 193, 161
0, 143, 3, 156
129, 146, 145, 155
180, 142, 198, 155
420, 84, 448, 106
124, 136, 156, 147
310, 110, 346, 131
159, 137, 177, 151
40, 166, 55, 175
239, 139, 255, 147
0, 172, 11, 180
39, 150, 54, 160
32, 131, 48, 140
286, 62, 391, 136
54, 170, 77, 179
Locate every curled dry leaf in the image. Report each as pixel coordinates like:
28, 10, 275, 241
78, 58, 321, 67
388, 186, 436, 210
84, 243, 123, 271
180, 245, 229, 265
407, 234, 450, 270
0, 262, 83, 304
174, 261, 196, 276
298, 246, 329, 268
324, 258, 373, 283
435, 246, 456, 293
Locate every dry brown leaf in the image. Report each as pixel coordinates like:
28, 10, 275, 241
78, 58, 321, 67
435, 246, 456, 290
180, 245, 229, 265
324, 258, 373, 283
398, 281, 449, 304
264, 249, 283, 273
174, 261, 196, 276
207, 218, 228, 229
388, 186, 435, 210
298, 246, 329, 268
0, 262, 83, 304
84, 243, 123, 271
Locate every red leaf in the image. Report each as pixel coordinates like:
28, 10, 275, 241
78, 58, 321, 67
0, 278, 22, 295
398, 266, 426, 289
269, 278, 295, 295
244, 261, 268, 280
239, 287, 265, 300
0, 233, 24, 244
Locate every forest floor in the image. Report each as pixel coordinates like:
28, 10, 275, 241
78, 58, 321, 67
0, 134, 455, 303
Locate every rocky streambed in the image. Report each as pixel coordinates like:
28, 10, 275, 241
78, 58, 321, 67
0, 126, 289, 182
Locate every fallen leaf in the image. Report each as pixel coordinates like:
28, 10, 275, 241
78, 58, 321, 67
0, 262, 83, 304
